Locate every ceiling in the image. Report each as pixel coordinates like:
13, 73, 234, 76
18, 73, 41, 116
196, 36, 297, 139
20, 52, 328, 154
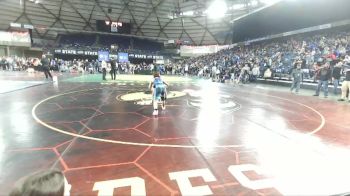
0, 0, 268, 45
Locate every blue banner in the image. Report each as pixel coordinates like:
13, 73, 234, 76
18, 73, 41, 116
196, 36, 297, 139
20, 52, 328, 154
98, 51, 109, 62
118, 53, 129, 63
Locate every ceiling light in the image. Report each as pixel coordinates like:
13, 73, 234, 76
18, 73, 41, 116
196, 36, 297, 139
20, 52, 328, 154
251, 0, 259, 6
206, 0, 227, 19
10, 23, 21, 28
182, 11, 194, 16
260, 0, 280, 5
231, 4, 245, 10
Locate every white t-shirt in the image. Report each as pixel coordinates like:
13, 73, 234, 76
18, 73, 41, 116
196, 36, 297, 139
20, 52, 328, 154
344, 56, 350, 64
252, 67, 260, 76
101, 61, 107, 69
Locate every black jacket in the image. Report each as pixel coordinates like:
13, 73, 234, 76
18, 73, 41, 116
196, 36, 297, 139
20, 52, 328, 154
345, 70, 350, 81
41, 58, 50, 67
332, 67, 341, 79
111, 60, 117, 70
319, 67, 331, 81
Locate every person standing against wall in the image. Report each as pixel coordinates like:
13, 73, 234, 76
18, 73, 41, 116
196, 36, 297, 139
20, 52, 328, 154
290, 63, 302, 94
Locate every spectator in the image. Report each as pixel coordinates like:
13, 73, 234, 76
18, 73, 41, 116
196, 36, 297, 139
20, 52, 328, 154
41, 55, 52, 80
313, 62, 322, 82
101, 60, 107, 80
110, 58, 117, 80
251, 64, 260, 82
338, 66, 350, 102
332, 61, 342, 95
1, 57, 8, 70
290, 63, 303, 94
9, 169, 71, 196
314, 62, 332, 98
263, 66, 272, 79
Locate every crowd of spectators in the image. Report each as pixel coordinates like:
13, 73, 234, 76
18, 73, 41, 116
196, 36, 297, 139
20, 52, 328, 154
0, 56, 42, 71
54, 59, 161, 75
2, 29, 350, 99
177, 30, 350, 84
0, 56, 141, 75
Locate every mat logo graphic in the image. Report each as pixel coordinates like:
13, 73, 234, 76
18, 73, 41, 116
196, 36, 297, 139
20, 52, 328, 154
80, 164, 274, 195
119, 89, 240, 113
119, 91, 186, 105
184, 89, 241, 113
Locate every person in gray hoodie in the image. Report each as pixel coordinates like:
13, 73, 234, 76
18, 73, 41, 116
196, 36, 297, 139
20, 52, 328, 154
290, 63, 303, 93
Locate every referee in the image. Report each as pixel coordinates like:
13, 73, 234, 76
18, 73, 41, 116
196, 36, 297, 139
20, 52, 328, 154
41, 55, 52, 80
110, 58, 117, 80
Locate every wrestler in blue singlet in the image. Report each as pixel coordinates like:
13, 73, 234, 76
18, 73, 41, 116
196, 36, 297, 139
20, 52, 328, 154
153, 77, 165, 101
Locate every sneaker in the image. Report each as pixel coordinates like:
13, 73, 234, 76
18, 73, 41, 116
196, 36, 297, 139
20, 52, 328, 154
338, 99, 345, 101
152, 110, 158, 116
324, 96, 328, 98
313, 94, 319, 96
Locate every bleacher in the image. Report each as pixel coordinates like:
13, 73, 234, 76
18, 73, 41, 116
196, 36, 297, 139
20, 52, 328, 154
59, 34, 96, 48
55, 34, 163, 54
257, 77, 340, 91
